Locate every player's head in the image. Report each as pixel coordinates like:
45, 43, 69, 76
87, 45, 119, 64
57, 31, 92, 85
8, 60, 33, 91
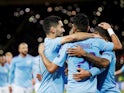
94, 26, 111, 41
71, 13, 89, 33
43, 15, 65, 37
0, 54, 6, 64
18, 42, 28, 56
5, 52, 13, 64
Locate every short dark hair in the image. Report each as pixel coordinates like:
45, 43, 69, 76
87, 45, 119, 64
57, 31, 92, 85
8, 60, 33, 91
94, 26, 111, 41
43, 16, 61, 34
73, 13, 89, 32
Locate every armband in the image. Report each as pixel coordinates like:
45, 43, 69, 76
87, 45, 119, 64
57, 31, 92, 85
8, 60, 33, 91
107, 28, 115, 36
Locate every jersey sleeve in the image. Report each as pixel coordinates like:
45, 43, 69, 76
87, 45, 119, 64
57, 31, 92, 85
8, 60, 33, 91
95, 38, 114, 51
88, 67, 105, 77
52, 37, 62, 50
53, 43, 70, 67
100, 51, 113, 63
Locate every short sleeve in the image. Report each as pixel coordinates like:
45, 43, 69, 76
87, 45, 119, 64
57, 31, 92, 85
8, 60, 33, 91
95, 38, 114, 51
100, 51, 113, 63
45, 37, 63, 52
53, 43, 70, 67
88, 67, 105, 77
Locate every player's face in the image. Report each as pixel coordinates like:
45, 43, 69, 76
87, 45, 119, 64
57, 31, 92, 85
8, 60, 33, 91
55, 20, 65, 37
6, 55, 13, 63
0, 56, 6, 64
19, 44, 28, 56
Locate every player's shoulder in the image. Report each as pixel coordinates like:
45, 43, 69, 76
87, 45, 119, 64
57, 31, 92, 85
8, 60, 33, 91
13, 55, 19, 60
61, 42, 73, 48
33, 55, 40, 61
11, 55, 20, 63
27, 54, 33, 58
45, 37, 62, 46
45, 37, 62, 42
89, 37, 105, 41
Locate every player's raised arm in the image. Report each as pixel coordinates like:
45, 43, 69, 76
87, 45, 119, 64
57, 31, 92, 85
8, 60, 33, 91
67, 45, 110, 68
98, 22, 122, 50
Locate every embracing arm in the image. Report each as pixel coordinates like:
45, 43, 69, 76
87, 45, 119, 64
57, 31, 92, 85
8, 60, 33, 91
39, 44, 58, 73
81, 51, 109, 68
61, 32, 97, 44
73, 68, 91, 81
40, 52, 59, 73
73, 67, 105, 81
110, 31, 122, 50
67, 45, 110, 68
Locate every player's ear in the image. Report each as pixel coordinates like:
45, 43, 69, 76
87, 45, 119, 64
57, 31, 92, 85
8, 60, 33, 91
87, 26, 90, 32
50, 26, 55, 33
73, 25, 77, 33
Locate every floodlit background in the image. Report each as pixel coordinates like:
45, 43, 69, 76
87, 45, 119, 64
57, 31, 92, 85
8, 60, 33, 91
0, 0, 124, 92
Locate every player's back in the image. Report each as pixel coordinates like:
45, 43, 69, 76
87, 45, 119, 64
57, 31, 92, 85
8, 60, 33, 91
66, 37, 114, 93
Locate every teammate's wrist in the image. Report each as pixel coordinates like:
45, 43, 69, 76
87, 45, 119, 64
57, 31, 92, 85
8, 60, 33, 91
86, 71, 92, 77
83, 52, 89, 57
107, 28, 115, 36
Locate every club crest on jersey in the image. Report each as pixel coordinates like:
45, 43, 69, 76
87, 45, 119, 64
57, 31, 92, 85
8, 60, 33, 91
4, 69, 8, 73
27, 60, 31, 64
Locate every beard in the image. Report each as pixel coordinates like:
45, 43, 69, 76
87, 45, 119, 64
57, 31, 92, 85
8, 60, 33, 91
21, 51, 28, 56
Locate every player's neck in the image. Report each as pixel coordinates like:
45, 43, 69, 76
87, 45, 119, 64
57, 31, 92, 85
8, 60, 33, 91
20, 54, 27, 57
46, 34, 56, 39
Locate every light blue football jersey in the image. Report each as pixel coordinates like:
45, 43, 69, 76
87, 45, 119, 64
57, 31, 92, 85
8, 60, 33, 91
0, 63, 9, 87
9, 54, 34, 88
37, 37, 64, 93
53, 38, 114, 93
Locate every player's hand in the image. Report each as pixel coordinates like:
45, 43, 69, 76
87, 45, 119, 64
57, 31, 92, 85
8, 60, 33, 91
39, 43, 45, 56
32, 79, 36, 85
36, 74, 42, 81
67, 45, 85, 57
98, 22, 111, 30
64, 67, 68, 76
73, 68, 91, 81
9, 86, 12, 93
